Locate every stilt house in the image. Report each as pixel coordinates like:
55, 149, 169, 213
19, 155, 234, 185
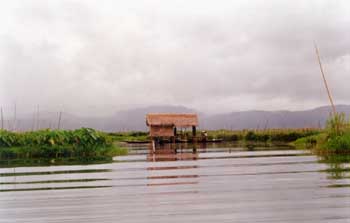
146, 113, 198, 139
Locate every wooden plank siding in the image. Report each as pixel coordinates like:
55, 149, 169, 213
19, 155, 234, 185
146, 113, 198, 137
149, 126, 174, 137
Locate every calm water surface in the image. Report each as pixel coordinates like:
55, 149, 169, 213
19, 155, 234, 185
0, 143, 349, 223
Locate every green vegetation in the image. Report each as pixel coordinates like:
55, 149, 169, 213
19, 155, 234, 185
108, 131, 149, 142
0, 128, 127, 159
206, 129, 320, 144
293, 113, 350, 154
0, 156, 117, 168
2, 117, 347, 161
104, 128, 321, 145
107, 129, 319, 146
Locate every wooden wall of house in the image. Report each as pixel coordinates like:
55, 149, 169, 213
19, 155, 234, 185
149, 126, 174, 137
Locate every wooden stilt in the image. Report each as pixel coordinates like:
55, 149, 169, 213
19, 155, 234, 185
173, 127, 177, 143
151, 139, 155, 154
192, 143, 197, 154
192, 126, 197, 143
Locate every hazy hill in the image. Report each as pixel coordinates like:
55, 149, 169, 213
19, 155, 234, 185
3, 105, 350, 132
201, 105, 350, 130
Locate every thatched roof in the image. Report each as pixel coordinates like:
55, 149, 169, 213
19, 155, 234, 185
146, 113, 198, 127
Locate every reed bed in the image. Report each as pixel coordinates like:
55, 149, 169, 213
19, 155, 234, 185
294, 113, 350, 154
107, 128, 320, 144
0, 128, 127, 159
108, 131, 149, 142
206, 128, 320, 143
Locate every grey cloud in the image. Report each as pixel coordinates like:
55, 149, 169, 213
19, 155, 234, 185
0, 0, 349, 115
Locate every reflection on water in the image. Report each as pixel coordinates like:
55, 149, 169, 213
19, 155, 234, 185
0, 143, 349, 223
0, 156, 114, 168
319, 154, 350, 185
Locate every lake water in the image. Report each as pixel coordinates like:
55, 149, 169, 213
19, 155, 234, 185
0, 143, 349, 223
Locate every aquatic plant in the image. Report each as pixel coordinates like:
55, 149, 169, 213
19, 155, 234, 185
205, 129, 319, 143
108, 131, 149, 142
326, 112, 349, 137
293, 113, 350, 154
310, 45, 350, 153
0, 128, 127, 159
324, 132, 350, 153
293, 133, 327, 150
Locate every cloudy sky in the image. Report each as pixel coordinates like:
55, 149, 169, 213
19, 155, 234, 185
0, 0, 349, 115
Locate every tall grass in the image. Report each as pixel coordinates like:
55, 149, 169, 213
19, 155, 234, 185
312, 44, 349, 154
106, 129, 319, 144
326, 113, 349, 137
0, 128, 127, 159
107, 131, 149, 142
294, 113, 350, 154
206, 129, 320, 143
323, 113, 350, 153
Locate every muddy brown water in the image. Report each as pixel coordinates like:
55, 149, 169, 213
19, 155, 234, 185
0, 143, 349, 223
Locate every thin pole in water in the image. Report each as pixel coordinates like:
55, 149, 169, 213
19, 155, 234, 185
36, 105, 40, 130
57, 111, 62, 129
31, 112, 35, 131
1, 107, 3, 130
12, 103, 17, 131
314, 43, 336, 115
263, 119, 269, 130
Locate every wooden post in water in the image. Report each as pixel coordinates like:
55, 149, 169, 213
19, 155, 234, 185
13, 103, 17, 131
36, 105, 40, 130
31, 112, 35, 131
263, 119, 269, 131
7, 120, 11, 131
1, 107, 3, 130
57, 111, 62, 130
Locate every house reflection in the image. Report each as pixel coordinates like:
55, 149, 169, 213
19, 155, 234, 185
147, 142, 200, 162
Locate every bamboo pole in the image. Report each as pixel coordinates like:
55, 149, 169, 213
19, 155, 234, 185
1, 107, 3, 130
36, 105, 40, 130
314, 43, 336, 115
13, 103, 16, 131
263, 119, 269, 130
31, 112, 35, 131
16, 120, 20, 131
57, 111, 62, 129
7, 120, 11, 130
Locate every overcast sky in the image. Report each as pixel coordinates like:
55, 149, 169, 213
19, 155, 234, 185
0, 0, 349, 116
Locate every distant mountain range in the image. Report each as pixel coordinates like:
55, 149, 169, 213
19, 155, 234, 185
4, 105, 350, 132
